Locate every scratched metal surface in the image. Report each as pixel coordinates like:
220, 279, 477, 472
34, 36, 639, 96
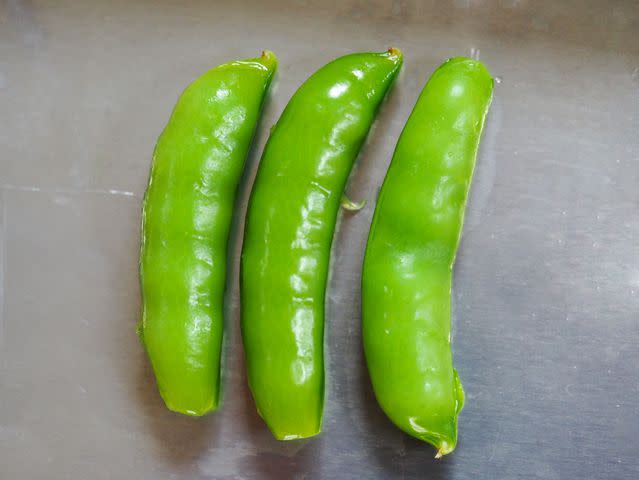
1, 1, 638, 478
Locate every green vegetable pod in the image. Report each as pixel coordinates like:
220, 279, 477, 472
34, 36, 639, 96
362, 57, 493, 456
241, 49, 403, 440
139, 51, 277, 416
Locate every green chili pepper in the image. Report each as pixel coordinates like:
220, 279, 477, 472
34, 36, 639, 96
139, 51, 277, 416
241, 49, 403, 440
362, 57, 493, 456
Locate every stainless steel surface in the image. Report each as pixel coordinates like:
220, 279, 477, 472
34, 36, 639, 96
1, 1, 638, 478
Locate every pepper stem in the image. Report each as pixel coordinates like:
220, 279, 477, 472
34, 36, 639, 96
340, 194, 366, 211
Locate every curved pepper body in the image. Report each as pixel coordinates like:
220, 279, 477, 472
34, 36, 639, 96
362, 57, 493, 455
241, 49, 402, 439
140, 52, 276, 416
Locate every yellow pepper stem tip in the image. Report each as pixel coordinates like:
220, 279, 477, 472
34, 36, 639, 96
386, 47, 403, 60
260, 50, 278, 70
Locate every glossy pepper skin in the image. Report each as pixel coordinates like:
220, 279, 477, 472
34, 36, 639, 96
139, 51, 277, 416
362, 57, 493, 456
241, 49, 402, 440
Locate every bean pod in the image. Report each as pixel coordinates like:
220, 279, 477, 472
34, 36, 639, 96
362, 57, 493, 456
241, 49, 403, 439
140, 51, 277, 416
